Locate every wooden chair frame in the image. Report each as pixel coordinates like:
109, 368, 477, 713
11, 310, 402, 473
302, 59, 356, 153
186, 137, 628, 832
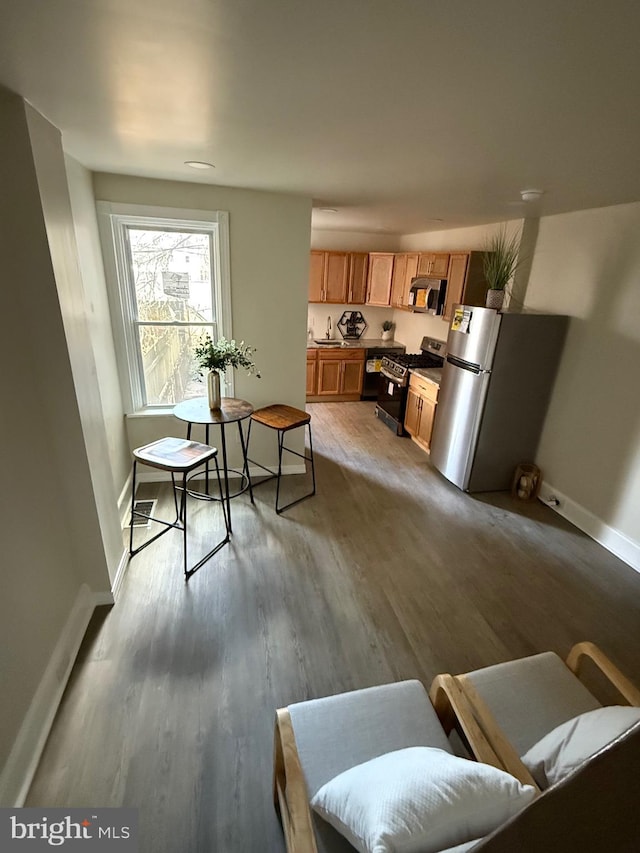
453, 641, 640, 789
273, 676, 504, 853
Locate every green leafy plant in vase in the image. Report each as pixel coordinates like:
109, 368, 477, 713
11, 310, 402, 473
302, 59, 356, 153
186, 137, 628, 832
483, 226, 523, 311
194, 335, 260, 410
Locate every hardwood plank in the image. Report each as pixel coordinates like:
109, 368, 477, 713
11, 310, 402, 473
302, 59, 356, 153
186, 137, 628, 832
26, 402, 640, 852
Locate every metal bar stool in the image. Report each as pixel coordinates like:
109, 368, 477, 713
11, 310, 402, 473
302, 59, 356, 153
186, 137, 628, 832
246, 405, 316, 514
129, 436, 230, 580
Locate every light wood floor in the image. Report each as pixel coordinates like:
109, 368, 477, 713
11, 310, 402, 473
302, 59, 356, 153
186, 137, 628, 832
27, 402, 640, 851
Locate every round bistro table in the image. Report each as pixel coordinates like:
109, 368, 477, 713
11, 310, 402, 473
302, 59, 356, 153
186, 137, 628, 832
173, 397, 254, 534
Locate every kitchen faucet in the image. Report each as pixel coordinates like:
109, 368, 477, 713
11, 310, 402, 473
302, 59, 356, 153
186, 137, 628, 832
326, 316, 332, 339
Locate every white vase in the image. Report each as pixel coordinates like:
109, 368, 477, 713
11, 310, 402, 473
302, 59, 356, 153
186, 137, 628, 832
381, 329, 393, 341
207, 371, 221, 410
485, 289, 505, 310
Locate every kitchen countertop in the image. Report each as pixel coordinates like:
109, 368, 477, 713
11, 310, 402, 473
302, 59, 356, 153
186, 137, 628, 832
410, 366, 443, 385
307, 338, 405, 350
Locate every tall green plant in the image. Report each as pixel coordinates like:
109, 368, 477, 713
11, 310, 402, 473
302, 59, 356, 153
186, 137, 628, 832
483, 227, 522, 291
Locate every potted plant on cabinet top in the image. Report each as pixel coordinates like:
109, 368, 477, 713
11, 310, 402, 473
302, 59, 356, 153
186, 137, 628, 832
194, 334, 260, 410
381, 320, 394, 342
483, 226, 523, 311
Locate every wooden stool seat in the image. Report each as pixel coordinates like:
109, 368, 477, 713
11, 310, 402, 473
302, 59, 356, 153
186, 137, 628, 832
246, 405, 316, 514
251, 404, 310, 432
129, 436, 229, 580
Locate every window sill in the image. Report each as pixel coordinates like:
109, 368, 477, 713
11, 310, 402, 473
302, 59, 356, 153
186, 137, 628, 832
126, 408, 178, 419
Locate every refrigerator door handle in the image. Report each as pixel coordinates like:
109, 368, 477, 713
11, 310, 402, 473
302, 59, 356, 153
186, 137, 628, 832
446, 354, 486, 374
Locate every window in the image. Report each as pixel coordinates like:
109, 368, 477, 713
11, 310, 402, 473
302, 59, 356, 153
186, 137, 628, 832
99, 205, 231, 412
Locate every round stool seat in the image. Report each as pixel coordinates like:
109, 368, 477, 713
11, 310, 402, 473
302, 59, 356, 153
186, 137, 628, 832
251, 404, 310, 432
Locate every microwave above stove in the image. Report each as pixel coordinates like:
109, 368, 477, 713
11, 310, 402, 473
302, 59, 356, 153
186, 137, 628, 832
408, 276, 447, 315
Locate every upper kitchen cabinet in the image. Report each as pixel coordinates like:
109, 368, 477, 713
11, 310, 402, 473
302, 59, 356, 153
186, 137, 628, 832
308, 250, 348, 302
417, 252, 450, 278
347, 252, 369, 304
442, 252, 488, 321
309, 251, 325, 302
308, 251, 369, 304
391, 252, 419, 309
366, 253, 395, 306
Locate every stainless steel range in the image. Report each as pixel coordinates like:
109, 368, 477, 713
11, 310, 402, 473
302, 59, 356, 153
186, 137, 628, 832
375, 336, 446, 434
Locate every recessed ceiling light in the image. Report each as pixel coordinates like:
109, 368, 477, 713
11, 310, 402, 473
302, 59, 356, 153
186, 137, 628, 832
184, 160, 215, 170
318, 207, 338, 213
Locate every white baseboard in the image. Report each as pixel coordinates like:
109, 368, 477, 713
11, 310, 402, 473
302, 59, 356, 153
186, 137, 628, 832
109, 549, 130, 602
0, 584, 98, 806
117, 470, 133, 528
538, 481, 640, 574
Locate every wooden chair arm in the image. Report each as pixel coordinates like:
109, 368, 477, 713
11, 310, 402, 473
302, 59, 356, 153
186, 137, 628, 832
429, 674, 511, 774
273, 709, 318, 853
454, 674, 539, 790
565, 641, 640, 706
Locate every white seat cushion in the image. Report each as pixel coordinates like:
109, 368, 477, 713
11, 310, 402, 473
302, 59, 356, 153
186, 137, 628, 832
288, 680, 452, 799
462, 652, 601, 755
288, 680, 453, 853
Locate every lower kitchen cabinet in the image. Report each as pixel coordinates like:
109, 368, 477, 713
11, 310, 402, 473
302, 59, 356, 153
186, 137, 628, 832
308, 348, 365, 401
306, 349, 318, 396
404, 373, 439, 452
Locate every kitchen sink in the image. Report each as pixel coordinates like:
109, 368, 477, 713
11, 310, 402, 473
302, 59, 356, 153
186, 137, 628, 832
314, 339, 347, 346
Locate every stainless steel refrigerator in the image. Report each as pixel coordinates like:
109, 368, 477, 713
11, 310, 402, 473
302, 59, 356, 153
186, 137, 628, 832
430, 306, 568, 492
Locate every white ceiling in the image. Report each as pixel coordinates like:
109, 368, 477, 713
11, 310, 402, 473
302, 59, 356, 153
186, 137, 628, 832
1, 0, 639, 235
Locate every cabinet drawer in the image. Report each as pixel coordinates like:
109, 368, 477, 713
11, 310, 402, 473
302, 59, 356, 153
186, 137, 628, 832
317, 348, 365, 360
409, 373, 439, 402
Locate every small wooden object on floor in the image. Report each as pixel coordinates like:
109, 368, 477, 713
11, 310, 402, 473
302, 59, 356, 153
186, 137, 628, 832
247, 405, 316, 514
129, 436, 229, 580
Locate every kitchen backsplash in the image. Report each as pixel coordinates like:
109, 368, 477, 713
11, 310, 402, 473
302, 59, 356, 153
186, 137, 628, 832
307, 302, 449, 351
307, 303, 393, 341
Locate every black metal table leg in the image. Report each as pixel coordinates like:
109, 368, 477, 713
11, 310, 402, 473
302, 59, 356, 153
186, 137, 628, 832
238, 419, 254, 504
219, 422, 232, 533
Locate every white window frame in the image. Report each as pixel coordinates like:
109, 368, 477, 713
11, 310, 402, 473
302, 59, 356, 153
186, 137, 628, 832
98, 202, 232, 414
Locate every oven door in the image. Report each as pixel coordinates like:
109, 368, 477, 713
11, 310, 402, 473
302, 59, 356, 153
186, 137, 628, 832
376, 373, 407, 425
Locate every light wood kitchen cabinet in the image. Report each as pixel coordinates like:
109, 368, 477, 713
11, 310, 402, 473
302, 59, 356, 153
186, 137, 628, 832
309, 251, 369, 304
308, 250, 349, 303
308, 251, 325, 302
391, 252, 419, 309
324, 252, 349, 302
309, 348, 365, 401
404, 373, 439, 453
442, 251, 488, 322
366, 253, 395, 306
347, 252, 369, 304
417, 252, 450, 278
306, 349, 318, 396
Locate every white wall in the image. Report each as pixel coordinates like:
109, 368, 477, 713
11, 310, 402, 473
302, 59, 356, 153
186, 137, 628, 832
311, 228, 399, 252
524, 203, 640, 567
65, 157, 131, 520
0, 89, 111, 805
399, 221, 522, 252
93, 174, 312, 469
